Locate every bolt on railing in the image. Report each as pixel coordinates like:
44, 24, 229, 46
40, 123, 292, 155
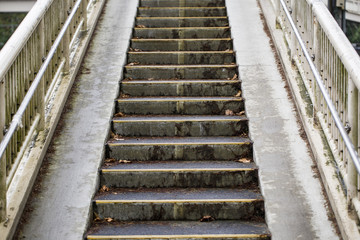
0, 0, 93, 222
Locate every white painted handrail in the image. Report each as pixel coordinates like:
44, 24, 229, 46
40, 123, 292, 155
0, 0, 93, 222
274, 0, 360, 222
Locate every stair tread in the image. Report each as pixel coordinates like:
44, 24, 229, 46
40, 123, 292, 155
102, 160, 256, 170
87, 220, 270, 238
122, 79, 239, 83
108, 136, 251, 145
113, 115, 246, 122
94, 188, 262, 201
136, 16, 228, 19
128, 50, 234, 54
125, 64, 236, 68
138, 6, 226, 9
117, 96, 242, 102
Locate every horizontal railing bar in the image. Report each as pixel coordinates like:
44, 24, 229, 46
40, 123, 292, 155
0, 0, 83, 168
279, 0, 360, 175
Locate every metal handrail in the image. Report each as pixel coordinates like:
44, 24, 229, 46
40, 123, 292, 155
0, 0, 83, 167
279, 0, 360, 174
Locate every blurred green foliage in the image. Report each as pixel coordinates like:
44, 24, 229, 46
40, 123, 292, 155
0, 13, 27, 49
346, 20, 360, 43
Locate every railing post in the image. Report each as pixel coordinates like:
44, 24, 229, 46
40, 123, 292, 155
63, 0, 71, 74
347, 78, 359, 207
313, 16, 321, 119
275, 0, 281, 27
38, 19, 46, 130
82, 0, 88, 31
290, 0, 297, 61
0, 77, 6, 222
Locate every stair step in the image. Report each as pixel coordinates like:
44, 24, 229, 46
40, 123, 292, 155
138, 7, 227, 17
121, 79, 241, 96
128, 51, 235, 65
112, 115, 248, 137
134, 27, 230, 39
106, 137, 252, 161
131, 38, 233, 51
136, 16, 229, 27
140, 0, 226, 7
124, 64, 237, 80
101, 160, 257, 188
87, 221, 271, 240
116, 96, 244, 115
93, 188, 264, 221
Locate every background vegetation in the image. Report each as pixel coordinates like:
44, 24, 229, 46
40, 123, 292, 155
0, 13, 26, 49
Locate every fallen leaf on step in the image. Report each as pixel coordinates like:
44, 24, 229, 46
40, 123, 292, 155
147, 78, 154, 80
100, 185, 109, 192
120, 93, 130, 98
119, 160, 132, 164
236, 158, 251, 163
128, 62, 140, 66
200, 215, 215, 222
105, 217, 114, 223
136, 25, 146, 28
231, 74, 238, 80
94, 212, 101, 222
225, 109, 234, 116
114, 112, 125, 117
235, 111, 245, 116
133, 48, 142, 52
105, 158, 116, 163
81, 67, 91, 74
224, 49, 231, 52
235, 91, 242, 97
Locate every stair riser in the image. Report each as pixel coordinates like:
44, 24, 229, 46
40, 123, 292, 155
124, 66, 237, 80
134, 28, 230, 39
94, 201, 264, 221
128, 52, 235, 65
138, 8, 227, 17
113, 120, 248, 137
131, 39, 233, 51
116, 100, 244, 115
136, 17, 229, 27
140, 0, 225, 7
101, 170, 258, 188
121, 81, 241, 96
107, 143, 252, 161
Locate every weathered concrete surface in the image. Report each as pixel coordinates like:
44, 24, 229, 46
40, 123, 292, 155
226, 0, 339, 239
15, 0, 138, 239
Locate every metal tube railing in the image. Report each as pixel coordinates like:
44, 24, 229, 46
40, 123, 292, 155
0, 0, 83, 162
278, 0, 360, 175
0, 0, 91, 222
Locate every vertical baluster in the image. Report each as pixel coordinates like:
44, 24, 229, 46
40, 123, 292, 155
82, 0, 88, 31
64, 0, 71, 73
0, 75, 6, 222
348, 76, 358, 208
38, 20, 45, 131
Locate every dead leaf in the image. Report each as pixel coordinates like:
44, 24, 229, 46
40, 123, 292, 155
235, 91, 242, 97
105, 158, 116, 163
128, 62, 140, 66
81, 67, 91, 74
100, 185, 109, 192
133, 48, 142, 52
225, 109, 234, 116
119, 160, 132, 164
105, 217, 114, 223
200, 215, 215, 222
120, 93, 130, 98
114, 112, 125, 117
235, 111, 245, 116
236, 158, 251, 163
231, 74, 238, 80
136, 25, 146, 28
147, 78, 154, 80
94, 212, 101, 222
224, 49, 231, 52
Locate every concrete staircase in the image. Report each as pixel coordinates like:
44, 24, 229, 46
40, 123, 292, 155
86, 0, 270, 239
